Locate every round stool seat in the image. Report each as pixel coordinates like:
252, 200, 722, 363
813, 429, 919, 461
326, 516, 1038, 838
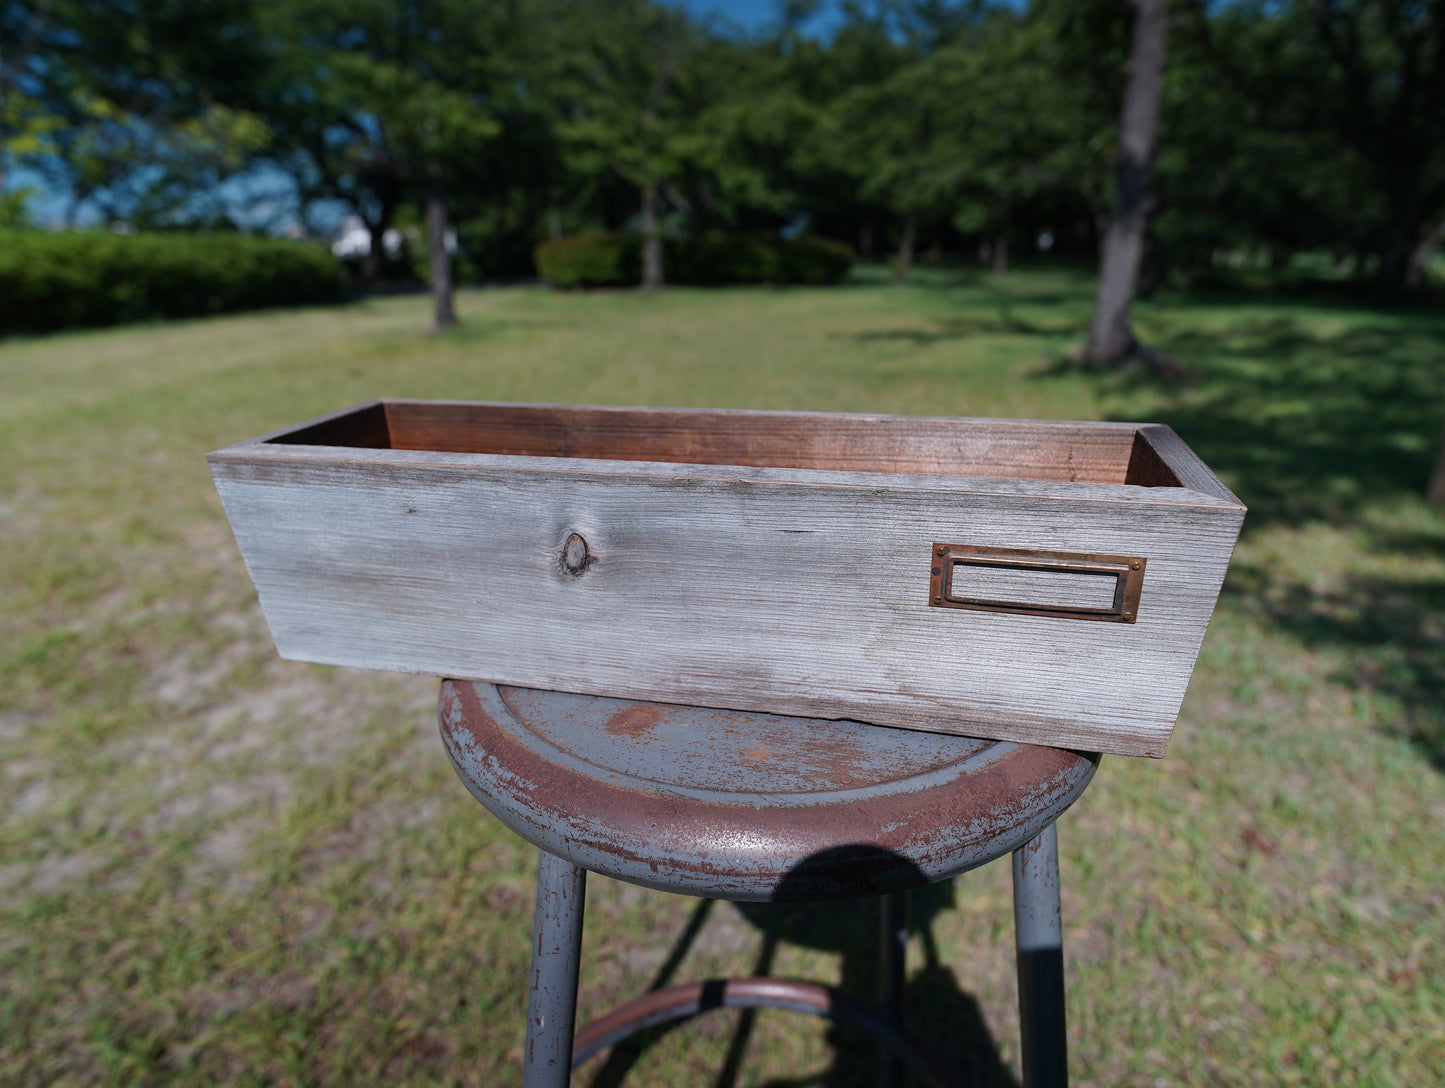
439, 681, 1098, 902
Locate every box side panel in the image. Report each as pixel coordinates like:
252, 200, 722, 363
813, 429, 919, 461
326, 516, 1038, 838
1126, 431, 1183, 487
1136, 424, 1243, 506
380, 402, 1143, 483
210, 458, 1243, 756
268, 402, 392, 449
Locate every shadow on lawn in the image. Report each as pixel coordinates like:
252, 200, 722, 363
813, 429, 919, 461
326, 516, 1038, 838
849, 314, 1054, 343
583, 876, 1016, 1088
840, 295, 1087, 345
1145, 317, 1444, 528
1222, 560, 1445, 770
1113, 313, 1445, 768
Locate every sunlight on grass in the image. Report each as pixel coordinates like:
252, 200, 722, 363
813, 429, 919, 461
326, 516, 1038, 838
2, 272, 1442, 1086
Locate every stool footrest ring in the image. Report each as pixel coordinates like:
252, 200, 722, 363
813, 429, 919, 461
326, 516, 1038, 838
572, 976, 959, 1087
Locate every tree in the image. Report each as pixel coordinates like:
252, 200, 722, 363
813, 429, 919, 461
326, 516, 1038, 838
1077, 0, 1171, 369
323, 47, 502, 327
827, 53, 948, 282
1429, 419, 1445, 507
933, 9, 1088, 274
1186, 0, 1445, 302
1304, 0, 1445, 301
29, 100, 270, 227
1406, 219, 1445, 290
667, 30, 815, 235
5, 0, 278, 227
1145, 3, 1372, 283
807, 2, 962, 283
784, 7, 907, 258
558, 0, 716, 291
0, 1, 58, 200
227, 0, 516, 325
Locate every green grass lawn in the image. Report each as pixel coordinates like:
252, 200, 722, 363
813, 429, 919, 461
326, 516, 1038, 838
2, 267, 1442, 1087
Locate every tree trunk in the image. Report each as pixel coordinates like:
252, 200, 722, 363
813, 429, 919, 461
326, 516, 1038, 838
1429, 419, 1445, 507
363, 219, 386, 283
361, 206, 394, 286
1137, 229, 1166, 299
1079, 0, 1169, 369
640, 182, 663, 292
1376, 160, 1427, 303
894, 210, 917, 285
1406, 220, 1445, 291
548, 207, 563, 241
859, 219, 875, 261
426, 164, 457, 330
1430, 459, 1445, 508
992, 234, 1009, 274
992, 194, 1013, 274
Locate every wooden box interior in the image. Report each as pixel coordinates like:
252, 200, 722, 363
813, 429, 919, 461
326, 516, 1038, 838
271, 400, 1183, 487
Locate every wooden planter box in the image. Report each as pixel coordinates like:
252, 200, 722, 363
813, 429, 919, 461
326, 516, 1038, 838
208, 400, 1244, 756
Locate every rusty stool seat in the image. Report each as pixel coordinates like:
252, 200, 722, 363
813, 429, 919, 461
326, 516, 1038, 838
440, 680, 1099, 1087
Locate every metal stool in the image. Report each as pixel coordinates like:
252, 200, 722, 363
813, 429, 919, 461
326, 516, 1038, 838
439, 681, 1099, 1087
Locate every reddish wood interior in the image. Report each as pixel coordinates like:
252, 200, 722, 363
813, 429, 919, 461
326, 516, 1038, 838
271, 401, 1181, 486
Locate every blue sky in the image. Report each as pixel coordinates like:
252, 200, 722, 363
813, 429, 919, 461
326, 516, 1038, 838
674, 0, 783, 26
671, 0, 844, 36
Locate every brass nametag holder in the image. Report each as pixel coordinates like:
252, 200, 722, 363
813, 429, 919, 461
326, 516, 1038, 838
929, 544, 1146, 623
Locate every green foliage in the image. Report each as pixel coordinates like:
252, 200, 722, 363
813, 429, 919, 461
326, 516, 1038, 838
50, 101, 274, 229
783, 4, 1094, 270
533, 231, 640, 288
556, 0, 712, 196
1151, 0, 1445, 296
321, 47, 503, 170
666, 233, 854, 285
0, 231, 348, 334
0, 190, 33, 229
9, 0, 1445, 296
2, 3, 279, 227
534, 231, 853, 288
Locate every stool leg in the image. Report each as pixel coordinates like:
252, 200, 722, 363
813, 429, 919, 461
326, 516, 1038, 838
878, 890, 908, 1088
525, 850, 587, 1088
1012, 823, 1067, 1088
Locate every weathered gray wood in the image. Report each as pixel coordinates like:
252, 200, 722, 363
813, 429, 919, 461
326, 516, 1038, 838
1134, 424, 1240, 503
209, 402, 1245, 757
949, 565, 1119, 612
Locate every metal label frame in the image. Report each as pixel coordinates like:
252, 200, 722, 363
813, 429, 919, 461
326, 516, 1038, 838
928, 543, 1146, 623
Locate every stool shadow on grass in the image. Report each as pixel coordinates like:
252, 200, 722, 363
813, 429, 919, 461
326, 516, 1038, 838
582, 845, 1018, 1088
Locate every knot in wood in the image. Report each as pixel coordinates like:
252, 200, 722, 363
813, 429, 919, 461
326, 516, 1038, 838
562, 533, 590, 576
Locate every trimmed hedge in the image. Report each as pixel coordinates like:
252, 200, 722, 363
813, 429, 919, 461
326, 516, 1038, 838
0, 230, 349, 334
535, 231, 853, 288
533, 231, 639, 288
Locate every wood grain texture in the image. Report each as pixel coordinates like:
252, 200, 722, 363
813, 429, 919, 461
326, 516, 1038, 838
273, 400, 1153, 484
211, 401, 1246, 757
948, 565, 1119, 611
1135, 424, 1241, 503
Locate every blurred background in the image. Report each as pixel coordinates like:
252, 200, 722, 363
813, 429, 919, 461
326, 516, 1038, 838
3, 0, 1443, 313
1, 2, 1442, 1086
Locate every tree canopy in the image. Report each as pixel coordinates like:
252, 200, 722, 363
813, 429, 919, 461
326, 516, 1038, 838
2, 0, 1442, 305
